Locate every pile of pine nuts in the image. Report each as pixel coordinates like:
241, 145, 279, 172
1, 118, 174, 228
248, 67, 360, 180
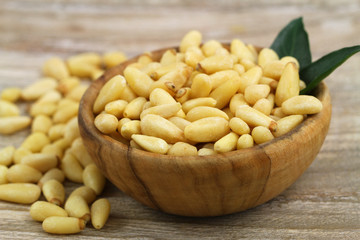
93, 30, 323, 155
0, 51, 127, 234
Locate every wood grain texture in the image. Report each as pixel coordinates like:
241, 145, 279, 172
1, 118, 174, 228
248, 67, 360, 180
1, 0, 360, 239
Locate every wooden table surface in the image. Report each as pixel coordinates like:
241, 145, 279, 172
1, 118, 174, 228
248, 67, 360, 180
0, 0, 359, 239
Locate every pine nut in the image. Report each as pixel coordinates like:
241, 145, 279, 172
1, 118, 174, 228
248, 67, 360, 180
83, 163, 106, 195
184, 117, 230, 142
0, 183, 41, 204
131, 134, 169, 154
42, 216, 85, 234
91, 198, 111, 230
30, 201, 68, 222
42, 179, 65, 206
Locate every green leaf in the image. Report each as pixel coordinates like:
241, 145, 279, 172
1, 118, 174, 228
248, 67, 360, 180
270, 17, 312, 70
300, 45, 360, 94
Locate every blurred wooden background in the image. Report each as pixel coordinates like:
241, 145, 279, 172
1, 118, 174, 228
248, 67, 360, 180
0, 0, 359, 239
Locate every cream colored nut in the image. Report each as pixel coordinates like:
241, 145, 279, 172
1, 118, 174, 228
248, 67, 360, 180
238, 66, 263, 93
214, 132, 239, 153
168, 117, 191, 131
252, 126, 274, 144
21, 153, 58, 173
21, 132, 50, 153
185, 46, 205, 69
0, 165, 8, 185
124, 66, 154, 98
30, 201, 68, 222
237, 134, 254, 149
63, 117, 80, 143
142, 62, 162, 76
41, 144, 64, 160
198, 148, 216, 156
257, 48, 279, 68
263, 60, 286, 80
240, 58, 256, 71
42, 57, 70, 81
117, 117, 131, 133
175, 87, 191, 103
7, 164, 42, 183
186, 106, 229, 122
209, 75, 241, 109
52, 101, 79, 123
94, 113, 118, 134
209, 70, 240, 89
140, 103, 181, 120
91, 198, 111, 230
42, 216, 85, 234
275, 62, 300, 107
131, 134, 169, 154
38, 168, 65, 188
184, 117, 230, 142
229, 93, 248, 115
104, 99, 128, 118
253, 98, 273, 116
21, 78, 58, 101
123, 97, 147, 120
30, 101, 57, 117
236, 105, 277, 131
259, 77, 278, 90
103, 51, 127, 69
52, 138, 72, 152
32, 115, 53, 134
197, 54, 234, 74
160, 49, 177, 66
61, 152, 83, 183
231, 39, 256, 62
229, 117, 251, 135
201, 40, 223, 57
233, 63, 245, 75
149, 62, 183, 80
57, 76, 80, 95
48, 124, 66, 142
0, 145, 15, 166
120, 120, 141, 140
271, 107, 287, 118
66, 84, 88, 102
13, 147, 31, 164
0, 183, 40, 204
42, 179, 65, 206
67, 52, 102, 78
0, 87, 22, 102
167, 142, 198, 156
182, 96, 217, 114
0, 100, 20, 117
244, 84, 271, 105
130, 139, 143, 149
83, 163, 106, 195
273, 115, 304, 137
280, 56, 300, 69
141, 114, 186, 144
299, 80, 306, 90
64, 195, 90, 222
69, 138, 94, 167
149, 88, 177, 106
282, 95, 323, 115
180, 30, 202, 53
247, 44, 259, 62
69, 186, 97, 205
93, 75, 127, 114
223, 107, 234, 119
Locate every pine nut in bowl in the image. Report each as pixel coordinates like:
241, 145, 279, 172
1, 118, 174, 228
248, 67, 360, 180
78, 35, 332, 216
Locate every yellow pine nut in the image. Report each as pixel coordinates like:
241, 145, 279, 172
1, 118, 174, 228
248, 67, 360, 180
94, 113, 118, 134
131, 134, 169, 154
229, 117, 251, 135
30, 101, 57, 117
48, 124, 66, 142
280, 56, 300, 69
65, 84, 88, 102
61, 152, 83, 183
180, 30, 202, 53
244, 84, 271, 105
257, 48, 279, 68
83, 163, 106, 195
42, 57, 70, 81
223, 107, 234, 119
197, 54, 234, 74
57, 76, 80, 95
263, 60, 286, 80
52, 101, 79, 123
124, 66, 154, 98
198, 148, 216, 156
168, 117, 191, 131
38, 168, 65, 188
21, 153, 58, 173
151, 66, 192, 94
267, 93, 275, 109
299, 80, 306, 90
182, 97, 217, 113
149, 88, 176, 106
21, 78, 58, 101
167, 142, 198, 156
21, 132, 50, 153
37, 90, 62, 104
259, 76, 278, 90
238, 66, 263, 93
123, 97, 147, 119
141, 62, 162, 76
0, 100, 20, 117
186, 106, 229, 122
160, 49, 177, 66
104, 99, 128, 119
253, 98, 273, 116
237, 134, 254, 149
91, 198, 111, 230
272, 107, 287, 118
93, 75, 127, 114
201, 40, 223, 57
41, 144, 64, 159
190, 73, 212, 98
240, 58, 256, 71
32, 115, 53, 134
273, 114, 304, 137
117, 117, 131, 132
0, 165, 8, 184
247, 44, 259, 61
231, 39, 256, 62
13, 147, 31, 164
69, 186, 97, 205
30, 201, 68, 222
42, 216, 85, 234
233, 63, 245, 75
103, 51, 127, 69
185, 46, 205, 69
53, 138, 72, 152
130, 139, 143, 149
252, 126, 274, 144
202, 143, 215, 149
209, 76, 241, 109
42, 179, 65, 206
236, 105, 277, 131
214, 132, 239, 153
229, 93, 248, 115
70, 138, 94, 167
91, 68, 105, 81
7, 164, 42, 183
63, 117, 80, 143
137, 54, 153, 65
1, 87, 22, 102
149, 62, 182, 80
142, 101, 152, 111
141, 114, 186, 144
184, 117, 230, 142
275, 62, 300, 107
140, 103, 181, 120
282, 95, 323, 115
0, 183, 40, 204
67, 52, 102, 77
209, 70, 240, 89
0, 145, 15, 166
120, 120, 141, 140
270, 115, 281, 121
175, 87, 191, 103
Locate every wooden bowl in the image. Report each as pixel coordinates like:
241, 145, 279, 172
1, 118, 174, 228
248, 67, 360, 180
78, 46, 332, 217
